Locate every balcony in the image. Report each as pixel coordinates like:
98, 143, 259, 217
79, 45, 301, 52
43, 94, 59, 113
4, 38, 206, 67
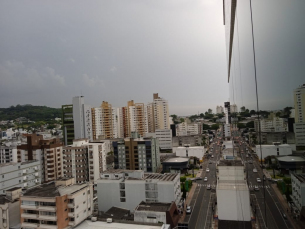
69, 221, 75, 226
68, 212, 75, 217
37, 206, 56, 212
39, 224, 57, 229
21, 213, 38, 219
21, 222, 39, 228
38, 214, 57, 221
67, 203, 75, 208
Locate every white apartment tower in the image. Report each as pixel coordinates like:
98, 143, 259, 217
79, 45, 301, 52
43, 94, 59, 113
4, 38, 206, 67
72, 96, 93, 141
294, 84, 305, 147
147, 93, 170, 133
216, 106, 224, 114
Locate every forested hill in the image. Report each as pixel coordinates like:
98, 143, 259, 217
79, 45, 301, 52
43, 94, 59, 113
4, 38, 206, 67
0, 104, 62, 121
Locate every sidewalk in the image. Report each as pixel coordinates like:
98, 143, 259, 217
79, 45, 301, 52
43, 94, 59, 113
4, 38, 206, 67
271, 183, 304, 229
179, 182, 198, 223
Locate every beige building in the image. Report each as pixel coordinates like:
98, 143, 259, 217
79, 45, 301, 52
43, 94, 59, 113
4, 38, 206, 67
0, 187, 22, 229
91, 101, 118, 140
294, 84, 305, 147
147, 93, 170, 133
63, 138, 110, 184
20, 178, 93, 229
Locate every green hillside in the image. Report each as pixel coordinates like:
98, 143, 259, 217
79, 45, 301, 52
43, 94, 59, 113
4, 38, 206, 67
0, 104, 62, 121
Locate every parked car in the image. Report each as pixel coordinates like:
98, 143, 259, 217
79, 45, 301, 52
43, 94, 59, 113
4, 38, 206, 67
186, 206, 192, 214
204, 177, 208, 182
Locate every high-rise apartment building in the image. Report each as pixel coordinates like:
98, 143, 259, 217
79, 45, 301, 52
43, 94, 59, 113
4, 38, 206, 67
147, 93, 170, 133
216, 106, 224, 114
294, 84, 305, 147
17, 135, 63, 183
0, 160, 41, 195
20, 178, 93, 229
72, 96, 93, 141
230, 104, 238, 113
254, 114, 288, 133
0, 145, 17, 164
92, 101, 118, 140
62, 139, 110, 183
127, 100, 148, 137
62, 104, 74, 145
113, 137, 160, 172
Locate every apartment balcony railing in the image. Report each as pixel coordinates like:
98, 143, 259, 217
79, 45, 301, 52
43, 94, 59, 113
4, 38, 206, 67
21, 222, 39, 228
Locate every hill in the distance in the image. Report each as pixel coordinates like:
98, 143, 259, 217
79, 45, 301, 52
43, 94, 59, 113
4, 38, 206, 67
0, 104, 62, 121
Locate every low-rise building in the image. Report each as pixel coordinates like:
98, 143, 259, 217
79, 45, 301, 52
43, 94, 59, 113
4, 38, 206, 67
172, 135, 203, 147
97, 170, 181, 212
0, 187, 22, 229
176, 146, 204, 159
0, 160, 41, 195
134, 201, 179, 228
291, 173, 305, 211
255, 144, 292, 161
20, 178, 93, 229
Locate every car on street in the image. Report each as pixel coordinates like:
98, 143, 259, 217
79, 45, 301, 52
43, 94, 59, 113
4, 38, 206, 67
204, 177, 208, 182
211, 155, 214, 158
249, 161, 253, 164
282, 212, 287, 219
257, 178, 261, 182
186, 206, 192, 214
207, 184, 211, 190
254, 185, 259, 191
209, 161, 212, 164
253, 168, 258, 173
196, 177, 202, 180
206, 168, 210, 172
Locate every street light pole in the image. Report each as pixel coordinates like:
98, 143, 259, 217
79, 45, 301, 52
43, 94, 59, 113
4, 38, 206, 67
263, 174, 267, 228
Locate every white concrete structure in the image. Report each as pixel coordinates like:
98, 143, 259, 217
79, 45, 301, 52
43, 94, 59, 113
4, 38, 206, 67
176, 146, 204, 159
224, 124, 231, 138
63, 139, 110, 183
255, 144, 292, 161
147, 93, 170, 133
176, 122, 199, 136
97, 170, 181, 212
0, 187, 22, 229
20, 178, 93, 228
73, 96, 93, 141
0, 145, 17, 163
291, 173, 305, 211
0, 160, 41, 195
76, 220, 165, 229
217, 180, 251, 221
294, 122, 305, 147
145, 129, 172, 150
254, 116, 288, 132
216, 106, 224, 114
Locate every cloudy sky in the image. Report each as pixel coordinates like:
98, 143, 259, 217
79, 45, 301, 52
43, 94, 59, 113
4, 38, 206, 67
0, 0, 304, 115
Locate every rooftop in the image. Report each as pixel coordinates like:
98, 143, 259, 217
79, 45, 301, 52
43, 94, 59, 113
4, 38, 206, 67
6, 187, 22, 192
218, 160, 243, 166
23, 182, 89, 197
135, 201, 172, 212
277, 156, 305, 162
163, 157, 189, 163
75, 220, 163, 229
144, 173, 178, 182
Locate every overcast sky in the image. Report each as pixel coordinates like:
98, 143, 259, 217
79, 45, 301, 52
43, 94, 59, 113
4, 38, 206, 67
0, 0, 304, 115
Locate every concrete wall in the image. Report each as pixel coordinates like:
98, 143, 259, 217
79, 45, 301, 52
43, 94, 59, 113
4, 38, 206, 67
255, 144, 292, 160
176, 147, 204, 159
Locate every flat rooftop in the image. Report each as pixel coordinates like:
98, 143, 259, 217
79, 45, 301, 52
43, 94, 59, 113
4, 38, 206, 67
163, 157, 189, 163
144, 173, 179, 182
218, 160, 243, 166
75, 220, 163, 229
136, 201, 171, 212
277, 156, 305, 162
6, 187, 22, 191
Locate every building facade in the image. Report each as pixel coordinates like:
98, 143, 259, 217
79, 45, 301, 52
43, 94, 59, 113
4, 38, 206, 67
0, 145, 17, 164
97, 170, 181, 212
63, 138, 110, 184
62, 104, 74, 145
113, 137, 161, 172
291, 173, 305, 211
216, 106, 224, 114
0, 160, 41, 195
145, 129, 173, 150
294, 84, 305, 148
20, 178, 93, 229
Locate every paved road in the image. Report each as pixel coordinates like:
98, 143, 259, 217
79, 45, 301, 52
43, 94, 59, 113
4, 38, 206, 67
239, 140, 293, 229
186, 140, 220, 229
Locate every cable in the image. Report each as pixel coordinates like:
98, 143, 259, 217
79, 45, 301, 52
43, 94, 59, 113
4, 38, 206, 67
249, 0, 266, 227
236, 12, 243, 107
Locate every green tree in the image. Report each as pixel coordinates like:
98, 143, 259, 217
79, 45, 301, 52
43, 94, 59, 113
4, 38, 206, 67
240, 106, 246, 112
246, 121, 254, 128
202, 124, 210, 130
180, 118, 185, 123
237, 123, 246, 129
211, 124, 219, 130
208, 108, 212, 114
